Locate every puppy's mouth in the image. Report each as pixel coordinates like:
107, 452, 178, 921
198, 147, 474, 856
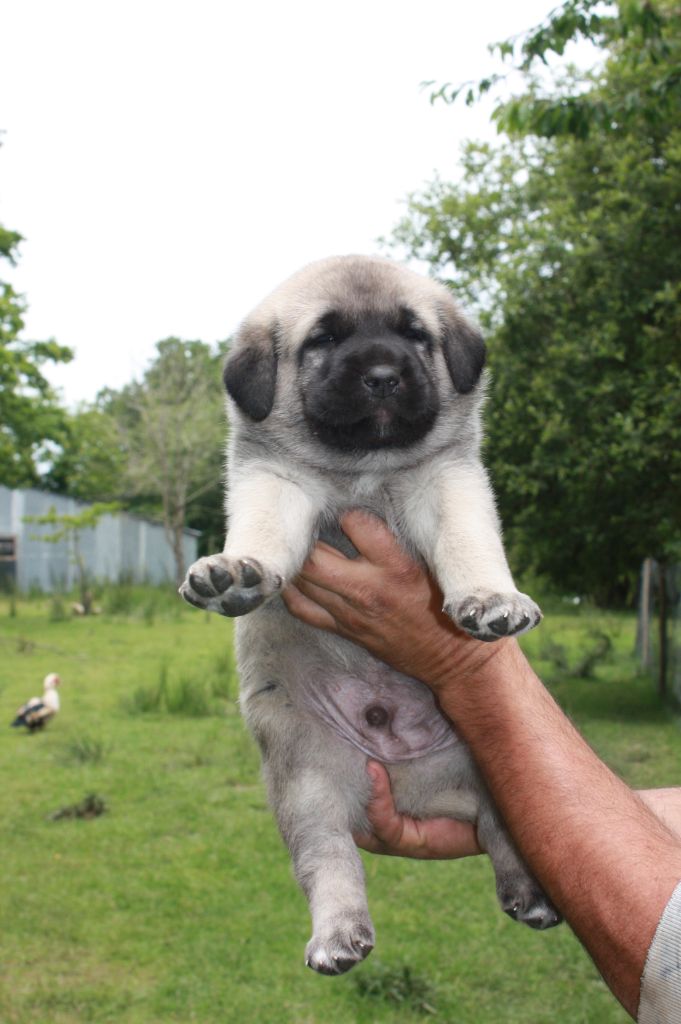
305, 397, 438, 451
373, 406, 394, 427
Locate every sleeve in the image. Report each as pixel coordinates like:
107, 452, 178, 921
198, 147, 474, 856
638, 880, 681, 1023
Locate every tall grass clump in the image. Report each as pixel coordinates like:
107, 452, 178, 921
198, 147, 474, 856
210, 650, 238, 702
49, 594, 70, 622
123, 661, 169, 714
165, 675, 215, 716
102, 584, 137, 616
62, 735, 110, 764
123, 661, 222, 717
102, 582, 180, 620
142, 599, 157, 626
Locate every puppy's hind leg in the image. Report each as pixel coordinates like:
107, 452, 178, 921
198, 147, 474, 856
476, 802, 562, 931
270, 761, 375, 975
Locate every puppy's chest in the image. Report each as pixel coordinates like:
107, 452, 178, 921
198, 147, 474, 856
318, 473, 423, 562
322, 475, 403, 534
329, 471, 391, 505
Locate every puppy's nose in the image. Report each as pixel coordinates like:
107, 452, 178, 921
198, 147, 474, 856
362, 364, 400, 398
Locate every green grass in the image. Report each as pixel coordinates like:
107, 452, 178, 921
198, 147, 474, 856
0, 589, 678, 1023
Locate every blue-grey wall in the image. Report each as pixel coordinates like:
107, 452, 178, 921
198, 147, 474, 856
0, 486, 199, 592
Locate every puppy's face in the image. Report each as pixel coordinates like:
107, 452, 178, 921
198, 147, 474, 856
224, 256, 485, 455
298, 306, 439, 451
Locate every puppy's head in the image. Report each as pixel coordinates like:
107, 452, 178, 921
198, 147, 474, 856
224, 255, 485, 452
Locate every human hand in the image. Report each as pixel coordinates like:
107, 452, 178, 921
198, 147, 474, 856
353, 761, 481, 859
283, 509, 508, 688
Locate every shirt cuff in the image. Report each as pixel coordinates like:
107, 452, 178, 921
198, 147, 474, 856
638, 879, 681, 1023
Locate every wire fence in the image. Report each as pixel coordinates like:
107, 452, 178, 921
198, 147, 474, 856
636, 559, 681, 705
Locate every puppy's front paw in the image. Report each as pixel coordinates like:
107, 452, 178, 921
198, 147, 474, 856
179, 554, 282, 617
445, 591, 542, 642
305, 914, 375, 975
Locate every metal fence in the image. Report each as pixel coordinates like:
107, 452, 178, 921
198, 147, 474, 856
0, 486, 199, 593
636, 558, 681, 704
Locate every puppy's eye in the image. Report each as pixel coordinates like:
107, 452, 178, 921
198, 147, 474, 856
310, 332, 335, 345
403, 325, 428, 343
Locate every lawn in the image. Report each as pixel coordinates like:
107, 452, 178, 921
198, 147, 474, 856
0, 587, 678, 1024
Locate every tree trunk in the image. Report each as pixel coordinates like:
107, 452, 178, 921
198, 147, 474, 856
171, 520, 186, 587
658, 561, 668, 700
74, 535, 93, 614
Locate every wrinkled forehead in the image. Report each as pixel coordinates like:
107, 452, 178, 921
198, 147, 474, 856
265, 262, 446, 350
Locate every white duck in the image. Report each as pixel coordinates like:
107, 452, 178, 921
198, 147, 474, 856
11, 673, 61, 732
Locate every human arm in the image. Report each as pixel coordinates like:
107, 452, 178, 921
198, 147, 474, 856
282, 511, 681, 1019
638, 789, 681, 840
355, 762, 681, 856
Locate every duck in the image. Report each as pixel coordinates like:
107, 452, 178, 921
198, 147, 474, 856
11, 673, 61, 732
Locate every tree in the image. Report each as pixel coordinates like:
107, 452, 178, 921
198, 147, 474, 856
0, 207, 73, 487
113, 338, 227, 585
44, 341, 229, 569
393, 0, 681, 604
429, 0, 679, 140
23, 501, 120, 614
44, 403, 128, 502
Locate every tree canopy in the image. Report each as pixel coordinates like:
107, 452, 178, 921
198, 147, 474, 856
104, 338, 227, 583
395, 0, 681, 603
0, 217, 73, 488
36, 338, 228, 571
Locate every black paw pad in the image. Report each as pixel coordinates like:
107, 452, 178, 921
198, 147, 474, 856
209, 564, 233, 592
189, 572, 215, 599
460, 610, 480, 631
308, 960, 335, 976
240, 561, 262, 588
221, 594, 255, 615
526, 913, 558, 931
332, 957, 357, 974
488, 613, 510, 636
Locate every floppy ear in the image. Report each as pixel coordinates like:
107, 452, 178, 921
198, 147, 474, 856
223, 321, 278, 421
439, 306, 486, 394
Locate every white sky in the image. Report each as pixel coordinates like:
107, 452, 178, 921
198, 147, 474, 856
1, 0, 585, 407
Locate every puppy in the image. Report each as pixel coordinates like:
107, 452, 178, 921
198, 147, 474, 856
180, 255, 558, 974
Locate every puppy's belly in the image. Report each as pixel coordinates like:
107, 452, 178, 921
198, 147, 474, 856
297, 669, 459, 763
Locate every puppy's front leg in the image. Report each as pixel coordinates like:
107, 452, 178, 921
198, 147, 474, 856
180, 468, 323, 617
398, 459, 541, 641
